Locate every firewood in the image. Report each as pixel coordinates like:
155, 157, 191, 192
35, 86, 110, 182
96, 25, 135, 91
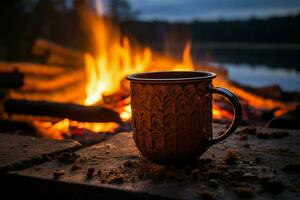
0, 62, 65, 75
8, 82, 85, 103
0, 71, 24, 89
32, 38, 84, 67
3, 99, 121, 123
213, 77, 298, 111
0, 68, 86, 91
46, 53, 84, 68
23, 68, 86, 91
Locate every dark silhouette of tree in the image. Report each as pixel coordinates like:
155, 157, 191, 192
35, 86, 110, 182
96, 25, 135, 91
109, 0, 139, 21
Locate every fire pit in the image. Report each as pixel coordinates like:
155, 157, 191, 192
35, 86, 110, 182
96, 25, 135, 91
0, 13, 298, 141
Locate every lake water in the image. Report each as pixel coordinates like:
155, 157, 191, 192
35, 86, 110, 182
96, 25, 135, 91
192, 48, 300, 92
211, 62, 300, 92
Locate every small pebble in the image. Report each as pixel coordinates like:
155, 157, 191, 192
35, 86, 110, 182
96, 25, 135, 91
225, 150, 238, 165
243, 127, 256, 134
254, 157, 262, 164
196, 191, 216, 200
242, 173, 257, 181
53, 169, 65, 179
239, 134, 248, 141
208, 179, 218, 188
123, 160, 133, 167
71, 164, 81, 171
207, 170, 222, 179
191, 169, 200, 174
80, 157, 87, 163
234, 186, 255, 198
107, 176, 124, 184
87, 167, 95, 177
57, 152, 79, 164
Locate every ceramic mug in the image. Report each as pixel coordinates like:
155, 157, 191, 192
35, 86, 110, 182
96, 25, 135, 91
127, 71, 242, 163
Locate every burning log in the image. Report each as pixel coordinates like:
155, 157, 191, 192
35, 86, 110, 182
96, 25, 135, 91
8, 82, 85, 103
214, 78, 299, 112
22, 68, 86, 91
32, 38, 85, 67
46, 54, 83, 68
3, 99, 121, 123
0, 68, 85, 91
0, 62, 65, 75
0, 62, 85, 91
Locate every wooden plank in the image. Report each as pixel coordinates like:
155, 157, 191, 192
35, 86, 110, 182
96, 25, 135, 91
7, 125, 300, 200
0, 133, 81, 173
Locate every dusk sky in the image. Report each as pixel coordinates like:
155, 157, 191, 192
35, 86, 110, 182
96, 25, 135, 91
127, 0, 300, 21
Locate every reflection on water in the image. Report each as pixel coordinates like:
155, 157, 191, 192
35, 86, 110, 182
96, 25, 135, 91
191, 48, 300, 92
212, 62, 300, 92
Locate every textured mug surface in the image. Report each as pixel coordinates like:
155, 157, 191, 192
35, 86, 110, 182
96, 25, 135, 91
127, 71, 242, 163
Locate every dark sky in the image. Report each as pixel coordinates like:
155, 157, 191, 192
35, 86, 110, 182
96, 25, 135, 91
128, 0, 300, 21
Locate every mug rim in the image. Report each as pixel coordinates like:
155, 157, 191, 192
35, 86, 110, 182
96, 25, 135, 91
126, 71, 216, 83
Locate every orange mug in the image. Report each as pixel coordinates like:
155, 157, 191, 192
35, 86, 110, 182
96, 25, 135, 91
127, 71, 242, 163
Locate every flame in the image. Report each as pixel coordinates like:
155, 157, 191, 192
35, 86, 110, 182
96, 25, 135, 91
82, 3, 193, 120
38, 0, 292, 139
39, 1, 196, 139
84, 41, 152, 106
182, 40, 193, 67
213, 104, 233, 120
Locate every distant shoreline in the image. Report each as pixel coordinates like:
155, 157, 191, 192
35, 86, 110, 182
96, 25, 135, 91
149, 42, 300, 51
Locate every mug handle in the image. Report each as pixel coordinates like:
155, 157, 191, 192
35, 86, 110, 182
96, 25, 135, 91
208, 87, 242, 146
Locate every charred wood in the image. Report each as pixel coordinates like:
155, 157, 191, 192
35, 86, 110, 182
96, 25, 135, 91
0, 72, 24, 89
0, 62, 65, 75
23, 68, 86, 91
32, 38, 84, 67
214, 78, 299, 112
0, 61, 86, 91
46, 53, 84, 68
8, 82, 85, 103
3, 99, 121, 123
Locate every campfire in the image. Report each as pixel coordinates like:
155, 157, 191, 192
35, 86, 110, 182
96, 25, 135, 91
0, 2, 298, 143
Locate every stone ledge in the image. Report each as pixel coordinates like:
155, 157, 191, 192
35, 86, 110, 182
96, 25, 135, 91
2, 125, 300, 200
0, 133, 81, 173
